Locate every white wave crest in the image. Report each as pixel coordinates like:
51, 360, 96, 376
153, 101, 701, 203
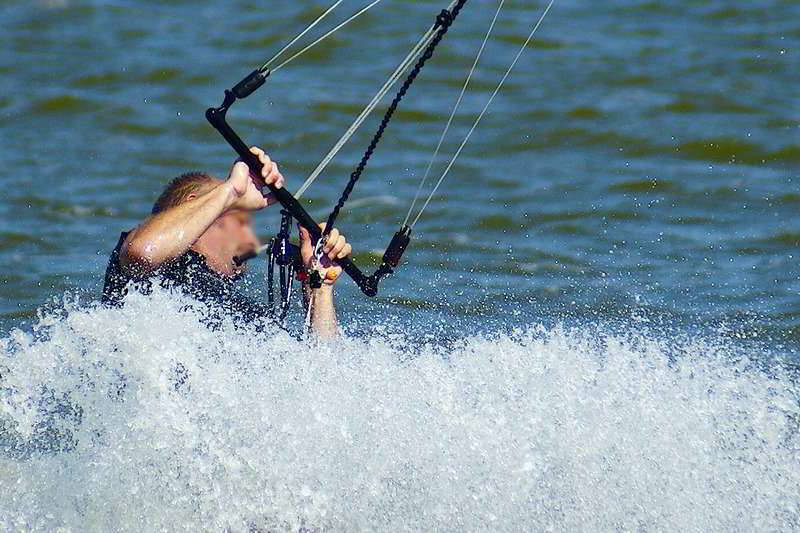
1, 288, 798, 531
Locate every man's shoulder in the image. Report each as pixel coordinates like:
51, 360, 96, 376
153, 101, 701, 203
115, 231, 131, 250
101, 231, 135, 306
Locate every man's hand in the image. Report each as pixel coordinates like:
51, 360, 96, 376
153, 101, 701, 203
227, 146, 285, 211
299, 223, 353, 286
300, 223, 350, 338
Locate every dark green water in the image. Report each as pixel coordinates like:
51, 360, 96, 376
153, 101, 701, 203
0, 0, 798, 348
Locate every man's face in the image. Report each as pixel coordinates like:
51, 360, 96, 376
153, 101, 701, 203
202, 209, 260, 277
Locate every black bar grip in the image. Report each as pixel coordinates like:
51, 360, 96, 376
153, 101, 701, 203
232, 69, 269, 99
383, 226, 412, 267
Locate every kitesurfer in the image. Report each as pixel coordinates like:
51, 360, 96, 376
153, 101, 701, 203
102, 146, 352, 337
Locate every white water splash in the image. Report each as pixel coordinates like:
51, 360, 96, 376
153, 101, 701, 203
1, 289, 798, 531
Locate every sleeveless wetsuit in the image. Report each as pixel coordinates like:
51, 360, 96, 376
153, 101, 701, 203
102, 232, 279, 330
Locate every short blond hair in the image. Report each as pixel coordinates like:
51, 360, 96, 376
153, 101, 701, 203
151, 172, 218, 214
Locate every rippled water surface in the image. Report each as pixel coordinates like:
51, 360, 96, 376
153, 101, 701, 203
0, 0, 797, 340
1, 0, 799, 530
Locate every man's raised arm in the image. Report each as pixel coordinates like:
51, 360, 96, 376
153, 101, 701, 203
121, 147, 283, 274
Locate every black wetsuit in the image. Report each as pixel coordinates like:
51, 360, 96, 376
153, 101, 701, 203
102, 232, 278, 330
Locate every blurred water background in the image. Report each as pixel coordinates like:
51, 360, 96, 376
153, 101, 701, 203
1, 0, 799, 530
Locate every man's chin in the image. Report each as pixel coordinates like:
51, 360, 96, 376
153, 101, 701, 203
230, 267, 246, 282
225, 257, 247, 281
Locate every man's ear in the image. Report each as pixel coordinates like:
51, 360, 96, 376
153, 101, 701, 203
186, 193, 198, 202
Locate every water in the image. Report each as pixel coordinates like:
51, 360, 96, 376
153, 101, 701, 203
2, 290, 799, 530
1, 0, 799, 530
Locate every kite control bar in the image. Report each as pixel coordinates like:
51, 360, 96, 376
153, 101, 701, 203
205, 69, 410, 297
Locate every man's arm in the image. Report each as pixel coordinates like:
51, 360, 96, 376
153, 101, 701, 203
299, 225, 352, 338
306, 285, 338, 338
121, 147, 283, 274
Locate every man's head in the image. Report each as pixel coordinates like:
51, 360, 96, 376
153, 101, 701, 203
152, 172, 219, 215
154, 172, 260, 278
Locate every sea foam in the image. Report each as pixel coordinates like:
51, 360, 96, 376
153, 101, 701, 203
1, 288, 798, 531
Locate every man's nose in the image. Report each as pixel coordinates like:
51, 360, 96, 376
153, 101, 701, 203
245, 228, 260, 249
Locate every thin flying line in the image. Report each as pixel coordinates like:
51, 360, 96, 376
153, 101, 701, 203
272, 0, 384, 73
261, 0, 345, 71
295, 25, 438, 198
295, 0, 460, 199
412, 0, 556, 227
403, 0, 505, 226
